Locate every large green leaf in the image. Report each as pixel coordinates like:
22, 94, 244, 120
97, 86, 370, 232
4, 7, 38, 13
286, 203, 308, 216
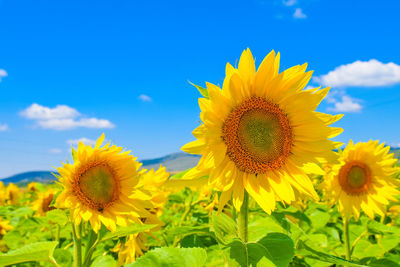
129, 247, 207, 267
228, 233, 294, 267
90, 255, 117, 267
0, 241, 58, 266
101, 224, 156, 241
211, 212, 237, 245
298, 241, 367, 267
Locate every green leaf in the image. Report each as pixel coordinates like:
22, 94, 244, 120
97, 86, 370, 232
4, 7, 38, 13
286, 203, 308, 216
228, 233, 294, 267
129, 247, 207, 267
189, 81, 209, 98
0, 241, 58, 266
90, 255, 117, 267
308, 210, 330, 229
248, 217, 285, 242
211, 212, 237, 245
46, 209, 68, 226
53, 248, 73, 267
101, 224, 156, 241
298, 241, 367, 267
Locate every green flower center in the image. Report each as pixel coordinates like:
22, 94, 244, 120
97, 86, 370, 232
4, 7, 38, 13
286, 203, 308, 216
347, 166, 367, 188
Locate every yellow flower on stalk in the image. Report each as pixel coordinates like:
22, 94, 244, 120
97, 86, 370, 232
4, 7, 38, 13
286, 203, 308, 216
0, 218, 13, 235
114, 214, 162, 265
55, 134, 152, 232
31, 189, 57, 216
138, 166, 170, 216
27, 182, 39, 192
0, 181, 5, 205
321, 140, 400, 220
182, 49, 342, 213
6, 183, 20, 205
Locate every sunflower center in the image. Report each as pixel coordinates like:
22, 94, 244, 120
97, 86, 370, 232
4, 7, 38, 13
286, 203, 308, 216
339, 161, 371, 195
222, 97, 292, 174
75, 162, 120, 211
41, 194, 55, 213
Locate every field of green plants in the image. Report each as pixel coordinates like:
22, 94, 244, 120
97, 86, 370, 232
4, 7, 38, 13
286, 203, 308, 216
0, 165, 400, 267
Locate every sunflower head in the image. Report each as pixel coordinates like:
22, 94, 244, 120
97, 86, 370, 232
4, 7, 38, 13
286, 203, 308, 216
6, 183, 20, 205
182, 48, 342, 214
0, 218, 13, 236
55, 134, 151, 232
321, 140, 400, 220
31, 189, 57, 216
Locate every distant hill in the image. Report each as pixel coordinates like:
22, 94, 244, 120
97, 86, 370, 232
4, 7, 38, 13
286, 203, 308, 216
0, 152, 200, 185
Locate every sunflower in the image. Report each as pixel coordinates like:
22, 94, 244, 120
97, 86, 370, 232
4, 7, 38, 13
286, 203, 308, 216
181, 49, 342, 213
27, 182, 39, 192
0, 181, 5, 205
137, 166, 170, 216
113, 214, 162, 265
55, 134, 152, 232
31, 189, 57, 216
321, 140, 400, 220
0, 218, 13, 236
6, 183, 20, 205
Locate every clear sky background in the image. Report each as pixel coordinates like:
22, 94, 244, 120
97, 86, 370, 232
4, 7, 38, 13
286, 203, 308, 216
1, 0, 400, 178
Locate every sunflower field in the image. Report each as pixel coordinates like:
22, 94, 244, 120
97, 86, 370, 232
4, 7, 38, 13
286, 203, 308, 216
1, 50, 400, 267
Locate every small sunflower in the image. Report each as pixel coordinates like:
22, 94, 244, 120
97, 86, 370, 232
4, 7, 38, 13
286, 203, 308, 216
27, 182, 39, 192
182, 49, 342, 213
114, 214, 162, 265
31, 189, 57, 216
6, 183, 20, 205
0, 181, 5, 205
137, 166, 170, 216
0, 218, 13, 236
321, 140, 400, 220
55, 134, 151, 232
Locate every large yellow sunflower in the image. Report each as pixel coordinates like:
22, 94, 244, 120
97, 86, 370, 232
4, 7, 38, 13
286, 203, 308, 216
321, 140, 400, 220
55, 134, 152, 232
182, 48, 342, 213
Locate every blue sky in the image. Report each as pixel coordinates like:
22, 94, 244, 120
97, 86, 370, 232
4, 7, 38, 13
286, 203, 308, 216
1, 0, 400, 178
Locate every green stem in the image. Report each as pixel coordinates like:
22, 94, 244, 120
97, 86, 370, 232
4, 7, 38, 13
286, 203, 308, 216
72, 223, 82, 267
83, 229, 98, 267
343, 217, 351, 261
238, 191, 249, 243
55, 224, 60, 246
83, 233, 100, 267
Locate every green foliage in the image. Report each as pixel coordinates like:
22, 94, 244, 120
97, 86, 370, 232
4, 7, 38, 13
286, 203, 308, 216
0, 241, 58, 266
128, 247, 207, 267
188, 81, 209, 98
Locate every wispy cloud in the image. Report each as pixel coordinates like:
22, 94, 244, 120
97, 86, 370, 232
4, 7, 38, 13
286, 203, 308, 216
20, 103, 115, 130
138, 94, 152, 102
293, 8, 307, 19
314, 59, 400, 88
0, 69, 8, 82
0, 123, 8, 131
48, 148, 62, 154
327, 95, 363, 113
67, 138, 97, 147
283, 0, 297, 6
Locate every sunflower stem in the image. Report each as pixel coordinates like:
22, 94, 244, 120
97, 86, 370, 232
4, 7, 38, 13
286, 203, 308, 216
238, 190, 249, 243
83, 228, 98, 267
343, 217, 351, 261
72, 223, 83, 267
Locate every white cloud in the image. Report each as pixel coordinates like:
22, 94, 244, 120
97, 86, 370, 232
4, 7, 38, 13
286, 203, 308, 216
0, 123, 8, 131
293, 8, 307, 19
20, 103, 115, 130
283, 0, 297, 6
48, 148, 62, 154
20, 103, 80, 120
314, 59, 400, 88
327, 95, 363, 113
0, 69, 8, 82
67, 138, 97, 147
138, 94, 152, 102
